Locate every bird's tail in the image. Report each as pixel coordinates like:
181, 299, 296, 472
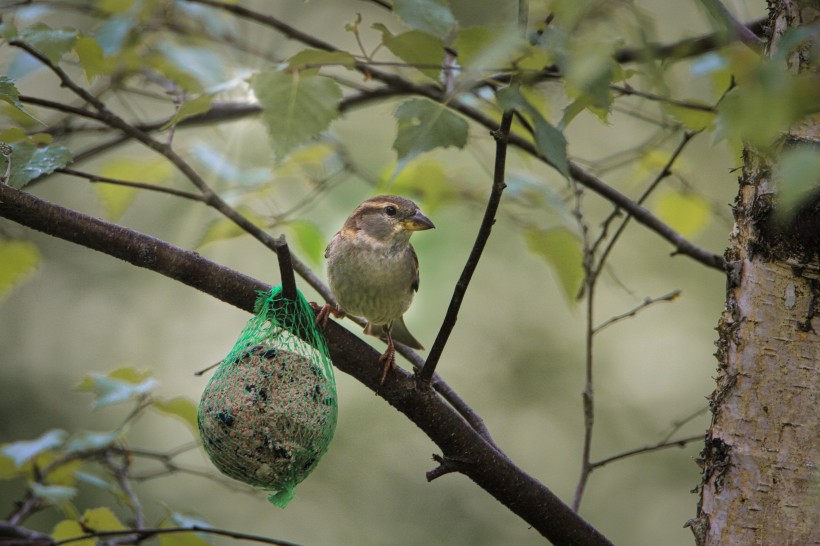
364, 316, 424, 350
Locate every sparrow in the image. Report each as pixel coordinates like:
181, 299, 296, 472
316, 195, 435, 385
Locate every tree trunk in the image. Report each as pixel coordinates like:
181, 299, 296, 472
690, 2, 820, 545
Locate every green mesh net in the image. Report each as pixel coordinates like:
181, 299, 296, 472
198, 286, 337, 508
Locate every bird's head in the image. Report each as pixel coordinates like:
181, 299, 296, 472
344, 195, 435, 245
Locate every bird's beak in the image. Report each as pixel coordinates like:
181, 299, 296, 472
403, 210, 435, 231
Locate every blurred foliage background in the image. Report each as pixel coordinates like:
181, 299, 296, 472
1, 0, 801, 544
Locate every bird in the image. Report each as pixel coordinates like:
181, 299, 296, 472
316, 195, 434, 385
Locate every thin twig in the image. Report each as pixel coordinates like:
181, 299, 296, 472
589, 130, 700, 285
22, 84, 494, 449
611, 84, 717, 112
590, 434, 704, 470
26, 1, 722, 274
446, 100, 726, 271
18, 95, 109, 122
52, 526, 303, 546
571, 181, 595, 513
182, 0, 723, 272
103, 452, 145, 528
194, 360, 222, 376
417, 109, 514, 385
10, 38, 332, 309
660, 406, 709, 443
593, 290, 681, 335
418, 0, 526, 384
58, 168, 206, 202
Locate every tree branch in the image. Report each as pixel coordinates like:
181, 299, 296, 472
592, 290, 682, 335
57, 168, 206, 202
52, 525, 303, 546
590, 434, 704, 470
613, 18, 766, 63
418, 105, 514, 384
180, 0, 723, 272
572, 184, 596, 512
19, 88, 497, 448
590, 131, 700, 284
18, 7, 725, 274
0, 183, 614, 546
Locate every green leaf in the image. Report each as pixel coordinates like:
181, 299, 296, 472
99, 0, 137, 13
95, 15, 134, 55
0, 127, 28, 143
287, 49, 357, 70
393, 98, 469, 160
373, 27, 445, 80
252, 69, 342, 161
454, 26, 523, 73
76, 374, 158, 409
1, 429, 66, 467
99, 156, 174, 184
563, 39, 616, 111
285, 220, 325, 265
169, 512, 213, 530
42, 457, 82, 487
525, 227, 584, 302
654, 190, 711, 238
108, 366, 154, 384
31, 483, 77, 504
393, 0, 458, 40
82, 507, 128, 532
275, 142, 336, 180
0, 76, 39, 121
713, 45, 814, 149
75, 36, 110, 82
774, 146, 820, 222
0, 140, 72, 188
94, 157, 173, 220
94, 184, 138, 221
159, 530, 211, 546
0, 240, 40, 301
559, 95, 589, 129
0, 454, 19, 479
152, 397, 199, 432
381, 158, 458, 211
497, 88, 569, 178
0, 19, 18, 40
159, 514, 211, 546
559, 93, 609, 128
21, 23, 78, 64
161, 95, 213, 130
52, 520, 95, 546
158, 44, 227, 89
74, 471, 111, 490
65, 431, 120, 453
662, 103, 716, 132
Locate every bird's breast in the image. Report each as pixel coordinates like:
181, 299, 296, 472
327, 242, 416, 325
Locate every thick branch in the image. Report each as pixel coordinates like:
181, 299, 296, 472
0, 184, 613, 546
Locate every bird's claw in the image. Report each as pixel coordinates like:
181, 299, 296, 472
312, 302, 344, 327
378, 345, 396, 386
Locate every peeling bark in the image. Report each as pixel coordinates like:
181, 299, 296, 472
690, 3, 820, 544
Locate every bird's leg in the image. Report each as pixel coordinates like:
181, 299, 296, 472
312, 302, 345, 327
378, 329, 396, 386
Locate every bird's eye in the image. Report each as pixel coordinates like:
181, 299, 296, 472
384, 205, 397, 216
